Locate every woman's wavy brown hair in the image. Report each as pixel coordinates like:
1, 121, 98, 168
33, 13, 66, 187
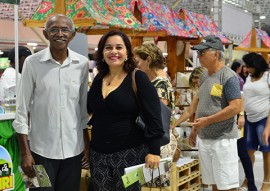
133, 42, 166, 69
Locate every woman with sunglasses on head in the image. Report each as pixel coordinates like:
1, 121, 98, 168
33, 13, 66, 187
87, 30, 164, 191
242, 52, 270, 191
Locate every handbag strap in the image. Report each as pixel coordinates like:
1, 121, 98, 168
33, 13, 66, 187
150, 168, 162, 190
132, 68, 139, 97
132, 68, 142, 108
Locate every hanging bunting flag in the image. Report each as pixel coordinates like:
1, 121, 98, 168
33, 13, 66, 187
0, 0, 20, 5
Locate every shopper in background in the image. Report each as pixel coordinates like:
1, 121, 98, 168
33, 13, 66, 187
231, 60, 257, 191
190, 35, 241, 191
133, 42, 177, 186
0, 46, 32, 98
13, 14, 89, 191
87, 30, 163, 191
9, 46, 32, 74
242, 52, 270, 191
134, 42, 177, 157
240, 65, 249, 83
170, 66, 206, 129
231, 60, 245, 90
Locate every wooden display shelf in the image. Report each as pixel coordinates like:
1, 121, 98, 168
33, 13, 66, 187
141, 159, 201, 191
177, 160, 200, 191
141, 186, 172, 191
177, 174, 201, 191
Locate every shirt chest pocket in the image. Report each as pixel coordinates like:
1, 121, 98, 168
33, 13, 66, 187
210, 83, 223, 97
69, 81, 81, 101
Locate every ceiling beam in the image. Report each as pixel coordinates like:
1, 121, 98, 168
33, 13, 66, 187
171, 0, 181, 9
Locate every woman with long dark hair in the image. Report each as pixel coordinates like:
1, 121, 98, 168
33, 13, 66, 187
231, 60, 257, 191
87, 30, 164, 191
243, 52, 270, 191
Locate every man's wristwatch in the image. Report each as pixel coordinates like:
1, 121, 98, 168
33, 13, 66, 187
239, 111, 244, 116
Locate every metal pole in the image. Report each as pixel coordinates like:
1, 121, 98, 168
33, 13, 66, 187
14, 5, 19, 90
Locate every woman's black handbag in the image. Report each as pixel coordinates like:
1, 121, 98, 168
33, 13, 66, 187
132, 69, 171, 146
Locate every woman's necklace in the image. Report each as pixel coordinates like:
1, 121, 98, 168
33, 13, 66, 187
105, 76, 117, 86
104, 70, 123, 86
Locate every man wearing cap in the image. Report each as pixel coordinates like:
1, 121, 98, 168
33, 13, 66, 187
189, 35, 241, 191
0, 46, 32, 98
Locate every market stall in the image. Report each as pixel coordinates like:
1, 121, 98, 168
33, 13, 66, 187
234, 27, 270, 62
130, 0, 199, 80
180, 9, 231, 44
24, 0, 147, 34
179, 9, 232, 65
24, 0, 96, 28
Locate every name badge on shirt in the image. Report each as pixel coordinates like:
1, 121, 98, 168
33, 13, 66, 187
210, 83, 223, 97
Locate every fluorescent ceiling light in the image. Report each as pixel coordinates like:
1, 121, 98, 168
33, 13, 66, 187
244, 10, 248, 13
0, 52, 3, 55
27, 42, 38, 46
260, 15, 266, 19
254, 20, 259, 22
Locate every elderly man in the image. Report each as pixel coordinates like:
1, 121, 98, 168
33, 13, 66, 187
189, 35, 241, 191
13, 14, 89, 191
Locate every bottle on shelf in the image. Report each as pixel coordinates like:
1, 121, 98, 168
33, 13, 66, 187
2, 87, 16, 114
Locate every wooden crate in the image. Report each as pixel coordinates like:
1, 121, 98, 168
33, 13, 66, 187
176, 160, 200, 191
141, 159, 201, 191
141, 186, 172, 191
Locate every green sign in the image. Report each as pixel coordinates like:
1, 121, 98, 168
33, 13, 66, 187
0, 145, 14, 191
0, 0, 20, 5
0, 58, 10, 69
